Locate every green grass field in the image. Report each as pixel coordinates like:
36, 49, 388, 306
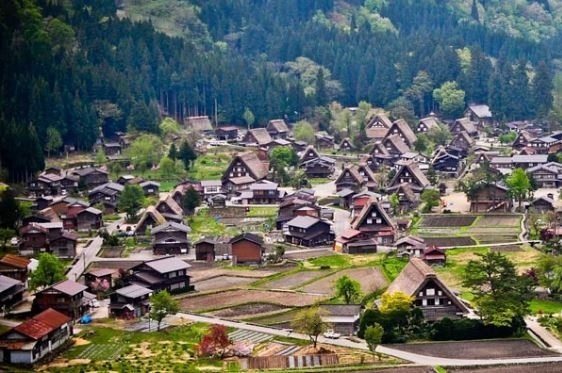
530, 299, 562, 314
187, 153, 231, 180
307, 254, 352, 268
188, 210, 240, 239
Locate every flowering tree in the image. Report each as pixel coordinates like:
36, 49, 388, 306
197, 324, 232, 357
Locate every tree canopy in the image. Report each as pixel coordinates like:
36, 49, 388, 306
150, 290, 180, 331
334, 275, 362, 304
118, 184, 145, 221
291, 307, 327, 349
29, 253, 66, 291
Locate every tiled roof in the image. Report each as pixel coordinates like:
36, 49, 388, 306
12, 308, 71, 340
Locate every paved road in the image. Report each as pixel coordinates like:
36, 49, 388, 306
375, 345, 562, 366
66, 217, 123, 281
526, 316, 562, 353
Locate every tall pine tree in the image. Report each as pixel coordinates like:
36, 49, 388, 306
532, 61, 553, 119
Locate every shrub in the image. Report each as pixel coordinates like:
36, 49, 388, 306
430, 316, 525, 341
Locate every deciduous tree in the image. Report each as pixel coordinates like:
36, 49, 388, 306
334, 275, 362, 304
29, 253, 65, 290
149, 290, 179, 331
293, 120, 315, 144
291, 307, 327, 349
506, 168, 531, 210
197, 324, 231, 357
118, 184, 145, 221
433, 81, 465, 118
45, 127, 62, 157
365, 323, 384, 360
421, 189, 441, 213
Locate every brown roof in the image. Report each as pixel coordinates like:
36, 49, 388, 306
389, 162, 430, 188
238, 151, 270, 180
0, 254, 30, 269
452, 131, 474, 147
156, 195, 183, 216
384, 134, 410, 154
245, 128, 273, 145
135, 206, 167, 233
453, 118, 477, 135
12, 308, 71, 340
299, 145, 321, 162
389, 119, 417, 146
86, 268, 115, 277
38, 207, 61, 222
335, 165, 363, 185
418, 116, 440, 131
186, 116, 213, 132
366, 127, 389, 140
388, 182, 417, 202
366, 114, 392, 129
51, 280, 87, 296
267, 119, 289, 133
357, 163, 377, 183
351, 198, 396, 231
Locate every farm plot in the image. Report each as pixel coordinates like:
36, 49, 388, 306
179, 289, 327, 312
423, 237, 476, 247
421, 215, 476, 227
77, 344, 124, 360
207, 303, 288, 318
299, 267, 387, 296
387, 339, 558, 359
260, 271, 328, 290
473, 214, 522, 227
193, 276, 256, 292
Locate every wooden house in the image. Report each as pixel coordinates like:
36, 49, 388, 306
88, 182, 124, 212
356, 163, 378, 191
512, 154, 549, 169
431, 150, 461, 176
246, 181, 280, 204
368, 144, 393, 170
299, 146, 321, 164
300, 157, 336, 178
350, 199, 396, 245
283, 216, 333, 247
382, 134, 410, 157
334, 229, 377, 254
335, 165, 363, 193
512, 130, 535, 150
49, 231, 77, 259
449, 131, 474, 156
276, 197, 319, 230
385, 183, 419, 213
0, 255, 29, 283
19, 223, 49, 256
151, 222, 191, 255
528, 135, 558, 154
365, 113, 392, 140
135, 206, 167, 235
193, 237, 230, 261
0, 308, 72, 364
109, 284, 152, 319
464, 104, 493, 129
451, 118, 478, 138
125, 256, 193, 294
102, 141, 122, 156
338, 138, 355, 153
422, 246, 446, 265
395, 236, 426, 258
417, 115, 440, 133
76, 207, 103, 231
156, 195, 184, 217
201, 180, 223, 198
242, 128, 273, 148
468, 183, 512, 213
28, 173, 62, 196
529, 196, 556, 214
527, 163, 562, 188
319, 304, 362, 335
222, 151, 270, 189
229, 233, 265, 264
385, 258, 469, 321
0, 275, 25, 308
185, 116, 213, 133
387, 119, 417, 148
388, 162, 430, 193
266, 119, 289, 139
71, 167, 108, 188
315, 132, 335, 149
140, 181, 160, 196
33, 280, 89, 319
215, 126, 239, 141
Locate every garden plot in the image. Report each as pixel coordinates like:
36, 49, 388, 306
261, 271, 328, 290
423, 237, 476, 247
77, 344, 124, 360
420, 215, 476, 227
179, 289, 327, 313
387, 339, 558, 359
193, 276, 257, 292
473, 214, 522, 227
299, 267, 387, 296
228, 330, 273, 343
207, 303, 288, 319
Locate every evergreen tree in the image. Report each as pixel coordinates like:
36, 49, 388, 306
471, 0, 480, 22
315, 68, 328, 107
509, 60, 531, 119
466, 47, 492, 104
0, 189, 21, 229
532, 61, 553, 119
168, 143, 178, 161
178, 141, 197, 171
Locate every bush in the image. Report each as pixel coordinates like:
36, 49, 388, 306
430, 316, 525, 341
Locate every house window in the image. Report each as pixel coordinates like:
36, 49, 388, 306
435, 298, 440, 305
376, 219, 381, 224
427, 298, 435, 306
437, 290, 442, 296
426, 288, 435, 296
367, 218, 373, 224
422, 299, 427, 306
169, 271, 176, 278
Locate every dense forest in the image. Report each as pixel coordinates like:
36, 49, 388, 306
0, 0, 561, 182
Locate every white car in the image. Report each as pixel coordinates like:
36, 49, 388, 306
323, 330, 341, 339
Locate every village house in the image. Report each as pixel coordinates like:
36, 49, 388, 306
242, 180, 280, 204
109, 284, 152, 319
334, 228, 378, 254
315, 132, 335, 149
215, 126, 239, 141
431, 148, 461, 176
185, 116, 213, 133
193, 237, 230, 261
116, 175, 142, 185
416, 114, 441, 133
365, 113, 392, 140
450, 118, 478, 138
124, 256, 193, 294
222, 151, 270, 192
156, 195, 184, 217
49, 231, 78, 259
0, 275, 25, 308
266, 119, 290, 139
422, 245, 447, 265
201, 180, 223, 199
76, 207, 103, 231
28, 173, 62, 196
386, 183, 419, 213
300, 157, 336, 178
350, 199, 397, 245
387, 162, 430, 194
396, 236, 426, 257
229, 233, 265, 264
283, 216, 333, 247
276, 197, 319, 230
299, 145, 321, 163
338, 138, 355, 153
464, 104, 493, 129
367, 144, 393, 170
386, 119, 417, 148
102, 141, 122, 156
527, 135, 559, 154
335, 165, 363, 193
350, 191, 381, 217
135, 206, 167, 235
512, 130, 535, 150
385, 258, 469, 320
528, 196, 556, 214
449, 131, 474, 156
381, 134, 411, 158
468, 182, 512, 213
19, 222, 69, 256
319, 304, 362, 335
0, 308, 73, 364
71, 166, 108, 188
0, 255, 30, 283
139, 181, 160, 196
88, 182, 124, 212
33, 280, 90, 319
527, 163, 562, 188
242, 128, 273, 148
84, 268, 114, 294
151, 222, 191, 255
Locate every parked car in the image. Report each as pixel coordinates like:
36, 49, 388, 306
323, 330, 341, 339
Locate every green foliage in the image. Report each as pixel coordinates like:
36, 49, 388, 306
159, 156, 176, 179
334, 275, 362, 304
427, 124, 452, 146
29, 253, 66, 290
0, 189, 21, 229
379, 292, 413, 314
421, 188, 441, 213
127, 134, 164, 172
364, 323, 384, 355
537, 255, 562, 295
291, 307, 327, 349
118, 184, 145, 221
95, 148, 106, 166
430, 316, 525, 341
243, 108, 255, 129
0, 228, 15, 249
45, 127, 62, 157
150, 290, 179, 331
128, 101, 159, 133
463, 252, 533, 326
506, 168, 531, 209
499, 131, 517, 144
179, 140, 197, 171
159, 117, 181, 138
433, 81, 465, 118
389, 193, 400, 215
182, 187, 201, 215
293, 120, 315, 144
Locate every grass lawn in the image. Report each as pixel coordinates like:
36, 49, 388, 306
158, 180, 177, 192
188, 209, 240, 239
530, 299, 562, 314
306, 254, 352, 268
247, 206, 279, 217
308, 178, 331, 185
379, 255, 408, 281
56, 323, 237, 372
187, 153, 231, 180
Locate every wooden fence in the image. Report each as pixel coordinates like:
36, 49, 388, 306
239, 354, 339, 370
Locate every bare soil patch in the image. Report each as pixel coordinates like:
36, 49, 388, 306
178, 289, 326, 312
261, 271, 326, 290
189, 267, 281, 282
300, 267, 387, 296
449, 362, 562, 373
193, 275, 256, 292
387, 339, 559, 359
209, 303, 287, 318
423, 237, 476, 247
421, 215, 476, 227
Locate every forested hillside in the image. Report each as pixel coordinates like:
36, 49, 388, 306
1, 0, 561, 182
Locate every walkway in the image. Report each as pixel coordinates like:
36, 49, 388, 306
526, 316, 562, 353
